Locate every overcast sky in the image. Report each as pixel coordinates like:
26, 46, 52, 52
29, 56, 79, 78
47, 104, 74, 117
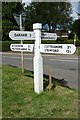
22, 0, 79, 20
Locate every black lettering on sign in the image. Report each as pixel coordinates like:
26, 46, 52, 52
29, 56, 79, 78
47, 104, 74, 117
53, 49, 59, 52
21, 48, 27, 50
44, 45, 62, 49
30, 34, 31, 37
14, 45, 23, 47
14, 33, 17, 37
28, 45, 31, 50
25, 34, 27, 36
67, 45, 71, 49
15, 48, 20, 50
45, 49, 59, 52
12, 48, 15, 50
28, 45, 30, 47
44, 45, 49, 48
14, 33, 28, 37
45, 49, 48, 51
19, 34, 20, 36
66, 50, 71, 53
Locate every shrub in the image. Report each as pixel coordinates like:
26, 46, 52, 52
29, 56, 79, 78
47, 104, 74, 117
0, 41, 2, 51
68, 32, 74, 39
1, 39, 80, 52
76, 39, 80, 46
2, 41, 20, 51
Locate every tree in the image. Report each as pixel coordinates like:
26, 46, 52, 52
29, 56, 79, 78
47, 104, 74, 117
25, 2, 73, 31
72, 19, 80, 39
2, 2, 24, 41
71, 1, 80, 39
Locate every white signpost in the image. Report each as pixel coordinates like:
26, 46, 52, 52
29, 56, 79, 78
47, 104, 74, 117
40, 44, 76, 54
33, 23, 43, 94
10, 44, 34, 52
41, 32, 57, 40
9, 23, 76, 94
9, 31, 35, 40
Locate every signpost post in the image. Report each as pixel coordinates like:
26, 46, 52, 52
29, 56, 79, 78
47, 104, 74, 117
33, 23, 43, 94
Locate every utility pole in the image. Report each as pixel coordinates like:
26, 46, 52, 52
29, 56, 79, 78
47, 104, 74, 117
74, 33, 76, 45
20, 14, 24, 73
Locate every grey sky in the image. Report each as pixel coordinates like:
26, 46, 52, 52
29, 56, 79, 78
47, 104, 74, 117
71, 2, 78, 20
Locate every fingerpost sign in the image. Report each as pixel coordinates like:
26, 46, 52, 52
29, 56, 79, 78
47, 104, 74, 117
40, 44, 76, 54
9, 23, 76, 94
10, 44, 34, 52
9, 31, 35, 40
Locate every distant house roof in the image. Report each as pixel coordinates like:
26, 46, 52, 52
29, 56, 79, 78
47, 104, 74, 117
42, 23, 69, 38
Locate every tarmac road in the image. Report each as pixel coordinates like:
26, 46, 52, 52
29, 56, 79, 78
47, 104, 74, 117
1, 52, 78, 89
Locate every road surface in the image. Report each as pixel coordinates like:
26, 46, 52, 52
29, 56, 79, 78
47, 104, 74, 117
1, 52, 78, 89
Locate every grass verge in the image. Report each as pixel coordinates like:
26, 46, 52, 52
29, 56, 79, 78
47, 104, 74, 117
75, 47, 80, 55
2, 65, 78, 118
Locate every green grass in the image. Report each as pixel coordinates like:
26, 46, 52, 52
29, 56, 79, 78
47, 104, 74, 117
0, 65, 2, 119
2, 65, 78, 118
75, 47, 80, 55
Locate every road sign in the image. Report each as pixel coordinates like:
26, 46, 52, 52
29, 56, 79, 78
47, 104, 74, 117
41, 32, 57, 40
40, 44, 76, 54
10, 44, 34, 52
13, 14, 26, 26
9, 23, 77, 94
9, 31, 35, 40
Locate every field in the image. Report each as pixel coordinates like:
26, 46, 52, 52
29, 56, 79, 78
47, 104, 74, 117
2, 65, 79, 118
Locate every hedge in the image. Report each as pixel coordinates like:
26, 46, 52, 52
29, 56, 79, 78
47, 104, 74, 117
1, 39, 80, 51
1, 41, 20, 51
0, 41, 2, 51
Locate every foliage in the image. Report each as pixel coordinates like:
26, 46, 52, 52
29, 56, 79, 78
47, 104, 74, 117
76, 46, 80, 55
2, 2, 24, 41
72, 19, 80, 39
68, 32, 74, 39
2, 20, 17, 41
25, 2, 73, 31
1, 41, 20, 51
2, 2, 73, 42
76, 39, 80, 46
